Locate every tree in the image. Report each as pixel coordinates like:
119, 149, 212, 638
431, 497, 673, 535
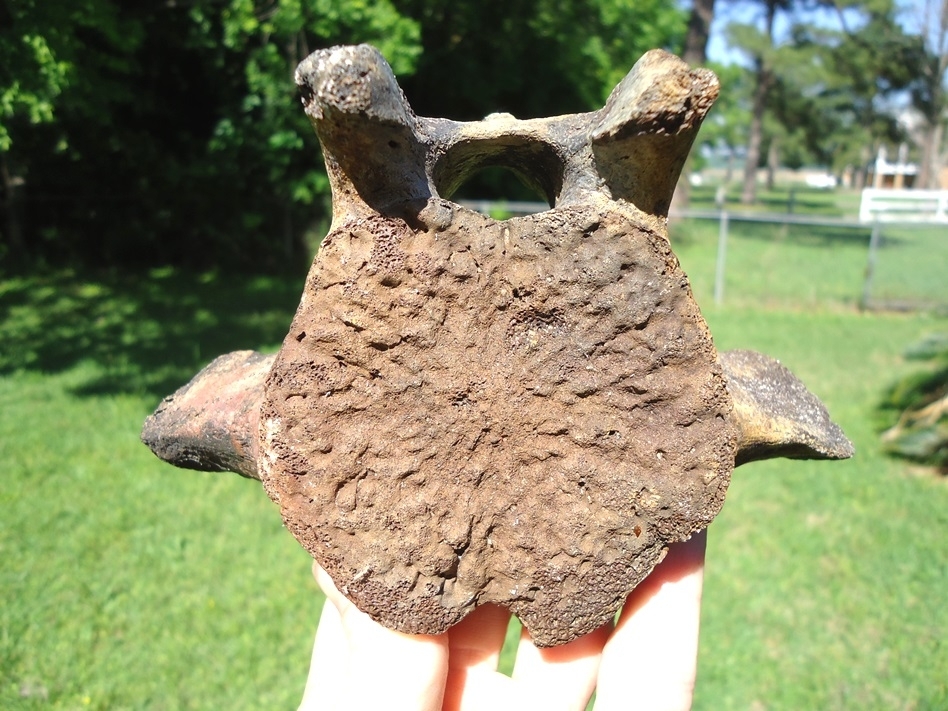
800, 4, 918, 184
683, 0, 718, 66
724, 0, 922, 201
0, 1, 422, 270
725, 0, 788, 204
694, 63, 754, 185
391, 0, 685, 121
0, 0, 133, 262
1, 0, 687, 272
389, 0, 686, 202
672, 0, 718, 211
905, 0, 948, 188
189, 0, 422, 261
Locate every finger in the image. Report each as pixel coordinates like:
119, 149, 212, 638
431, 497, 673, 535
509, 619, 612, 711
447, 603, 511, 671
441, 604, 515, 711
299, 587, 347, 710
313, 563, 450, 711
444, 610, 610, 711
595, 529, 708, 711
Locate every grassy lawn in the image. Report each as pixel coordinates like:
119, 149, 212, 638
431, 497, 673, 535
677, 185, 948, 313
694, 308, 948, 711
2, 195, 946, 709
1, 270, 317, 710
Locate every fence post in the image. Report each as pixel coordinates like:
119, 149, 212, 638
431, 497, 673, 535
714, 210, 729, 306
860, 221, 882, 309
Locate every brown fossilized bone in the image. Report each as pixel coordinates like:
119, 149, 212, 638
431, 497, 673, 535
142, 45, 853, 647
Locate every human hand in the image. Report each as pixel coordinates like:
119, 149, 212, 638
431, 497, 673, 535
298, 529, 707, 711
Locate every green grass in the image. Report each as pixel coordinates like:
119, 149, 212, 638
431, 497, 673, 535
689, 183, 859, 218
671, 218, 869, 310
1, 367, 318, 710
865, 225, 948, 309
1, 269, 317, 710
695, 309, 948, 711
2, 201, 947, 709
675, 186, 948, 312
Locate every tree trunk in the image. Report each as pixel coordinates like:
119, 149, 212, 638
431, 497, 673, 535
916, 0, 948, 188
682, 0, 716, 66
931, 121, 945, 188
852, 166, 865, 190
672, 0, 717, 214
766, 137, 779, 191
853, 144, 871, 189
741, 0, 777, 205
0, 153, 25, 262
741, 64, 772, 204
919, 119, 944, 189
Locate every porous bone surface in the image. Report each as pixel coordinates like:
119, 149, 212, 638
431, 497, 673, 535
260, 198, 737, 646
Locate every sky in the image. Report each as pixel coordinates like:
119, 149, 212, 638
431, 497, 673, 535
704, 0, 940, 66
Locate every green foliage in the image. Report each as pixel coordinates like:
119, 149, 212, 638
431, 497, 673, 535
695, 62, 753, 173
722, 0, 921, 180
0, 34, 67, 151
0, 0, 137, 151
201, 0, 421, 206
0, 1, 429, 271
878, 334, 948, 471
385, 0, 684, 201
791, 4, 923, 173
0, 0, 939, 270
0, 0, 690, 270
391, 0, 684, 121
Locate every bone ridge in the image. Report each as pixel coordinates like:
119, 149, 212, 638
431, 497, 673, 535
294, 44, 720, 219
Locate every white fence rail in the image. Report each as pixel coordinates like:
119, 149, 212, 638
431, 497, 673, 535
859, 189, 948, 224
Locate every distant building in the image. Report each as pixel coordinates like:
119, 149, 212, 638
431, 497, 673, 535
868, 145, 917, 189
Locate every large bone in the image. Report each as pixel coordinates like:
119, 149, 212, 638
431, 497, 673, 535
295, 45, 718, 224
142, 351, 270, 480
721, 350, 853, 465
143, 45, 852, 646
142, 349, 853, 481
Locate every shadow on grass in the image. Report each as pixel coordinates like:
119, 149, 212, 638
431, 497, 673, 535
0, 266, 305, 401
671, 215, 877, 251
755, 191, 839, 216
727, 221, 882, 249
688, 185, 848, 217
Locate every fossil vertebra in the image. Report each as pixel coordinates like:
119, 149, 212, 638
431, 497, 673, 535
143, 45, 853, 647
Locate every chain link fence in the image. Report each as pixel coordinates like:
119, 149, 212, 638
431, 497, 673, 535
460, 199, 948, 313
670, 211, 946, 313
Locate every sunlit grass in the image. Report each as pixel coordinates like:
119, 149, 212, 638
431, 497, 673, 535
1, 364, 318, 710
695, 308, 948, 711
3, 207, 947, 709
671, 191, 948, 313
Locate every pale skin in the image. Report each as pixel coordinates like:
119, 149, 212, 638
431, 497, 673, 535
298, 529, 707, 711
